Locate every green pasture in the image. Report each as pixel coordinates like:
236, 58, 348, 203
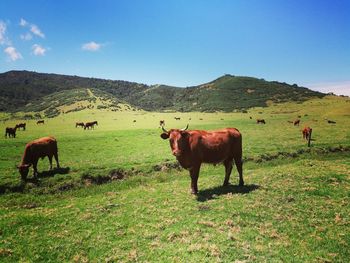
0, 95, 349, 262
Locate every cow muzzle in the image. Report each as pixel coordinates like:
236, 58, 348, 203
172, 150, 181, 157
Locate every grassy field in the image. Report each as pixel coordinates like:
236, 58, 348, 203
0, 95, 349, 262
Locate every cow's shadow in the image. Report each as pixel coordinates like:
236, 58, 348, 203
26, 167, 70, 182
196, 184, 260, 202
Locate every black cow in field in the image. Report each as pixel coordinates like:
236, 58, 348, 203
327, 120, 336, 124
37, 120, 45, 125
5, 127, 17, 138
84, 121, 98, 130
15, 123, 26, 130
76, 122, 84, 128
174, 117, 181, 120
293, 119, 300, 126
159, 120, 165, 127
256, 119, 266, 124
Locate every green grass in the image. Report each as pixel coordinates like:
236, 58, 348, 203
0, 96, 349, 262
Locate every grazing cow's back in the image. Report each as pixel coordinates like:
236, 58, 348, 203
18, 136, 60, 180
161, 126, 243, 194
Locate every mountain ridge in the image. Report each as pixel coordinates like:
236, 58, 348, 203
0, 70, 325, 114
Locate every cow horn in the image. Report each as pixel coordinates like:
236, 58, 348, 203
162, 126, 168, 133
181, 124, 189, 131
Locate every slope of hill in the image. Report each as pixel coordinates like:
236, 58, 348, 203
0, 71, 325, 114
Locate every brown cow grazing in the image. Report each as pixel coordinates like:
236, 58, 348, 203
17, 136, 60, 180
293, 119, 300, 126
76, 122, 84, 128
161, 125, 243, 194
159, 120, 165, 127
256, 119, 266, 124
174, 117, 181, 120
5, 127, 17, 138
302, 127, 312, 140
84, 121, 98, 130
15, 123, 26, 130
37, 120, 45, 125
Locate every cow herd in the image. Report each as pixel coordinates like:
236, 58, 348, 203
1, 114, 338, 194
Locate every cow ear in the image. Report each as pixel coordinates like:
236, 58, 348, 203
160, 133, 169, 139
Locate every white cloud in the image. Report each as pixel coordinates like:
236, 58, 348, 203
82, 41, 101, 51
32, 44, 46, 56
4, 46, 22, 61
0, 20, 10, 45
30, 24, 45, 38
20, 32, 33, 41
19, 18, 45, 39
19, 18, 28, 27
307, 81, 350, 96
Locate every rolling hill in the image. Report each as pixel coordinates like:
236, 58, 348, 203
0, 71, 325, 115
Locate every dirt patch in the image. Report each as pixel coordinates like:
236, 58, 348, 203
81, 168, 131, 185
152, 162, 182, 172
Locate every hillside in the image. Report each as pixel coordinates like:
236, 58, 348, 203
0, 71, 325, 114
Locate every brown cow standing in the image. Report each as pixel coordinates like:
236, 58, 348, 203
17, 136, 60, 180
5, 127, 17, 138
256, 119, 266, 124
84, 121, 98, 130
294, 119, 300, 126
76, 122, 84, 128
302, 127, 312, 140
161, 125, 243, 194
37, 120, 45, 125
15, 123, 26, 130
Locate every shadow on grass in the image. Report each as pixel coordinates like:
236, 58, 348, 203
0, 167, 70, 195
197, 184, 260, 202
37, 167, 70, 179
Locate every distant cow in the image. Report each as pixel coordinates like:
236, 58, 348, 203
17, 136, 60, 180
15, 123, 26, 131
37, 120, 45, 125
199, 118, 203, 120
256, 119, 266, 124
302, 127, 312, 140
161, 125, 243, 194
5, 127, 17, 138
174, 117, 181, 120
249, 116, 252, 119
293, 119, 300, 126
327, 120, 336, 124
159, 120, 165, 127
84, 121, 98, 130
133, 120, 137, 123
76, 122, 84, 128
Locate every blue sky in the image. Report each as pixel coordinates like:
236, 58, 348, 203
0, 0, 349, 95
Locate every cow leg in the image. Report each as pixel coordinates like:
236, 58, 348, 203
223, 159, 233, 186
54, 152, 60, 168
48, 155, 53, 170
33, 160, 38, 178
189, 165, 200, 194
234, 156, 244, 186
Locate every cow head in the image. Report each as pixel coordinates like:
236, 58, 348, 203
17, 164, 31, 180
161, 125, 189, 157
